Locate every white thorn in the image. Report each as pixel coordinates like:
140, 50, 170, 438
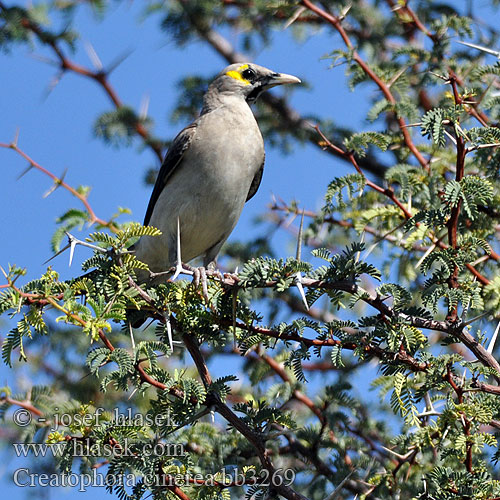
171, 263, 184, 281
127, 387, 138, 400
68, 239, 76, 267
166, 315, 174, 352
444, 129, 457, 146
44, 242, 71, 265
323, 469, 356, 500
456, 40, 500, 59
460, 369, 467, 387
355, 232, 365, 263
139, 94, 150, 121
424, 392, 435, 413
129, 321, 136, 350
283, 6, 306, 30
171, 217, 183, 281
380, 445, 414, 461
442, 426, 449, 442
44, 232, 107, 265
415, 243, 437, 270
463, 311, 490, 327
84, 40, 103, 70
362, 241, 379, 260
176, 217, 181, 262
487, 320, 500, 354
460, 414, 467, 428
339, 4, 352, 20
43, 183, 58, 198
13, 127, 20, 147
296, 209, 305, 261
295, 272, 309, 311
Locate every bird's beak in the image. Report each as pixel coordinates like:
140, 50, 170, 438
266, 72, 301, 87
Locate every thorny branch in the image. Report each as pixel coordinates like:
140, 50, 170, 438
300, 0, 430, 171
181, 331, 309, 500
0, 2, 164, 164
309, 126, 494, 287
5, 252, 500, 382
0, 142, 114, 229
385, 0, 490, 127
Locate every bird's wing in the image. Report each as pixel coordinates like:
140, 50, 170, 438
246, 156, 265, 202
143, 123, 198, 226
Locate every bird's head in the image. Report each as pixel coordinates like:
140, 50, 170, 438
209, 63, 301, 104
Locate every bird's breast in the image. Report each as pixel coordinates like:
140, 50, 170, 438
144, 103, 264, 266
190, 105, 264, 190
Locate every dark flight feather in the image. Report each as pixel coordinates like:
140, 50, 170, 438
143, 123, 198, 226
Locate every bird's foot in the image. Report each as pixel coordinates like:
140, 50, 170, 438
192, 266, 209, 303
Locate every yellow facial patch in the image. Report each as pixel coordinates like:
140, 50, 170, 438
226, 64, 251, 85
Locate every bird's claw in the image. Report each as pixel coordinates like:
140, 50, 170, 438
193, 267, 200, 287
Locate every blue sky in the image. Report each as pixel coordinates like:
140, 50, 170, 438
1, 0, 497, 497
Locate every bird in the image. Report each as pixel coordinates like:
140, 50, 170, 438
132, 63, 301, 284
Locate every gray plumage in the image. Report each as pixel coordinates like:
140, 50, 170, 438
133, 63, 300, 281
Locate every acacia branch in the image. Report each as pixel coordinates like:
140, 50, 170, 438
7, 261, 500, 382
301, 0, 430, 171
181, 331, 309, 500
311, 125, 493, 285
0, 2, 164, 163
446, 73, 468, 321
269, 201, 429, 252
385, 0, 490, 127
0, 142, 114, 229
314, 125, 412, 219
0, 395, 43, 417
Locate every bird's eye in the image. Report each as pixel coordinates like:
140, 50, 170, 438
241, 68, 256, 81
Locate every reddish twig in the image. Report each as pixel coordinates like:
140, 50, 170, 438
261, 353, 327, 425
301, 0, 430, 172
445, 365, 473, 472
0, 395, 43, 417
0, 2, 163, 163
314, 126, 413, 219
446, 73, 468, 321
0, 142, 114, 229
181, 331, 309, 500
